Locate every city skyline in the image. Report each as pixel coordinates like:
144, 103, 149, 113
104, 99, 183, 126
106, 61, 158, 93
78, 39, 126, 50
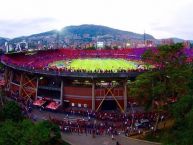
0, 0, 193, 40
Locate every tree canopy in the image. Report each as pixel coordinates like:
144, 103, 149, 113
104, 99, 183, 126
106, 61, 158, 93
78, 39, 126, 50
130, 43, 193, 144
0, 101, 69, 145
2, 101, 23, 122
130, 43, 192, 110
0, 120, 63, 145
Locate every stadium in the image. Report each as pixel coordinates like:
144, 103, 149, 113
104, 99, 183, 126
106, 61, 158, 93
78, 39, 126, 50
1, 48, 153, 113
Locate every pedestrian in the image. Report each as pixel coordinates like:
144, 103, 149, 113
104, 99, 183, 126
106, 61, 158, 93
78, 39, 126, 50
111, 134, 114, 140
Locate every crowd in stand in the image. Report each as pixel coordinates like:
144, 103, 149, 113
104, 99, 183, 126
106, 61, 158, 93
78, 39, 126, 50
2, 48, 154, 74
2, 48, 193, 74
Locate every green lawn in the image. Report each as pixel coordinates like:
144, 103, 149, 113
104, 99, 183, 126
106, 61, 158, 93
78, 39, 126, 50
49, 58, 139, 72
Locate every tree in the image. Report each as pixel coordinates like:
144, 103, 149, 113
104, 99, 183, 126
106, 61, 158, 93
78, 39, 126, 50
2, 101, 23, 122
131, 44, 193, 145
105, 45, 112, 50
0, 119, 65, 145
86, 46, 96, 50
161, 72, 193, 145
113, 46, 118, 50
36, 121, 61, 143
0, 86, 7, 108
0, 100, 68, 145
161, 95, 193, 145
130, 43, 192, 131
0, 120, 21, 145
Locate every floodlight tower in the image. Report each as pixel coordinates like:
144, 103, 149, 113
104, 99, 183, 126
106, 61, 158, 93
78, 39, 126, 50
56, 30, 59, 49
56, 26, 64, 49
144, 30, 146, 46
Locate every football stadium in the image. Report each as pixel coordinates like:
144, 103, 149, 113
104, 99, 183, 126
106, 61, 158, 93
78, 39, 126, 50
1, 48, 152, 112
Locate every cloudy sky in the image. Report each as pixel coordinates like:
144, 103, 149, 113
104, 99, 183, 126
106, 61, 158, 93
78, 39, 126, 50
0, 0, 193, 39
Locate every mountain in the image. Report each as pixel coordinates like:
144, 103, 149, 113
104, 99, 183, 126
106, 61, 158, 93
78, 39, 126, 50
60, 24, 155, 40
189, 40, 193, 43
0, 37, 9, 46
6, 25, 155, 47
16, 24, 155, 42
171, 38, 184, 43
1, 24, 193, 50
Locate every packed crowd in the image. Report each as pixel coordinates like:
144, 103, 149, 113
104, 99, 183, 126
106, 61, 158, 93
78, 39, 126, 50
2, 48, 153, 74
2, 47, 193, 74
50, 107, 168, 136
8, 92, 168, 137
48, 64, 148, 74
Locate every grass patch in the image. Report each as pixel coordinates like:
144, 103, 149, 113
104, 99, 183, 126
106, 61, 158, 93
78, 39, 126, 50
49, 58, 139, 72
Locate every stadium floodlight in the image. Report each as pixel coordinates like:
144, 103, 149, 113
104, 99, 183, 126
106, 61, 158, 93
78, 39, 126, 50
126, 43, 131, 46
39, 76, 43, 80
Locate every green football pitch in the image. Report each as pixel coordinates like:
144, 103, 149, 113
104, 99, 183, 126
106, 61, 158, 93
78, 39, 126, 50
49, 58, 139, 72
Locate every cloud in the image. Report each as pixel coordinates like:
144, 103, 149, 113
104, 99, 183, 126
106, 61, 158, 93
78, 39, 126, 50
0, 0, 192, 39
0, 17, 58, 38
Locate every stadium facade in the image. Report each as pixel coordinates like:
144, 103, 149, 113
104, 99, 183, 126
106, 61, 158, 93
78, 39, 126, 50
1, 48, 149, 112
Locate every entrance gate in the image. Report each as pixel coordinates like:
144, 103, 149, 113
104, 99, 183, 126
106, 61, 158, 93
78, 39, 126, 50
95, 81, 125, 112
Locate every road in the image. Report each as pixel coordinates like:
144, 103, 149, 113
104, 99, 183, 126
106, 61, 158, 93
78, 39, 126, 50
61, 133, 161, 145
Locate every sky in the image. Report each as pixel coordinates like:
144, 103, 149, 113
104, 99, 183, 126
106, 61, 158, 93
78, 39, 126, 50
0, 0, 193, 40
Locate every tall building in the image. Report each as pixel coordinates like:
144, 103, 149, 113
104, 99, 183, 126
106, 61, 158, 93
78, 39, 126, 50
161, 38, 174, 45
183, 41, 190, 48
